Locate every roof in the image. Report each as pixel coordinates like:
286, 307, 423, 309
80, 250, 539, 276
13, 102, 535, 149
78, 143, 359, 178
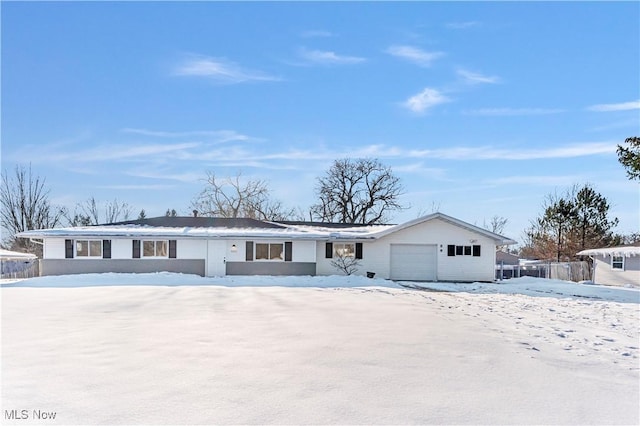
16, 213, 517, 245
368, 212, 517, 245
577, 246, 640, 257
109, 217, 286, 229
0, 249, 37, 260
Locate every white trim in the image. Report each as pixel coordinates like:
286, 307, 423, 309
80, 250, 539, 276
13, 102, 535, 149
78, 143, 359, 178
611, 255, 625, 271
578, 246, 640, 257
75, 239, 103, 258
142, 240, 168, 258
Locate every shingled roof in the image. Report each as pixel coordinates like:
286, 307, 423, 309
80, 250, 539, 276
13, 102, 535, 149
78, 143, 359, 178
107, 217, 286, 229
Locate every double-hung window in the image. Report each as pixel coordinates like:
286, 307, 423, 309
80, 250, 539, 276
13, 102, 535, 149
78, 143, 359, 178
76, 240, 102, 257
611, 255, 624, 271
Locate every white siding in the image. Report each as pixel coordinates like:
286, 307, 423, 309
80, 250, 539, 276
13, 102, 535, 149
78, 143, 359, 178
44, 238, 66, 259
316, 217, 497, 281
223, 239, 315, 263
112, 239, 132, 259
292, 241, 316, 262
593, 255, 640, 287
177, 240, 206, 259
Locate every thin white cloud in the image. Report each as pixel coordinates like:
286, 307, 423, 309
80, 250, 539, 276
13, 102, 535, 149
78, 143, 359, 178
464, 107, 566, 116
97, 184, 177, 190
586, 100, 640, 112
173, 54, 280, 84
385, 45, 444, 67
402, 88, 451, 114
409, 141, 615, 160
456, 68, 500, 85
301, 30, 333, 38
446, 21, 480, 29
121, 128, 251, 143
485, 175, 584, 187
297, 48, 366, 65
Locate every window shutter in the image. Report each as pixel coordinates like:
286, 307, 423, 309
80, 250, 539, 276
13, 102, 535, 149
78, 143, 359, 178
246, 241, 254, 261
447, 245, 455, 256
284, 242, 292, 262
473, 245, 481, 257
325, 242, 333, 258
103, 240, 112, 259
132, 240, 141, 258
65, 239, 74, 259
355, 243, 363, 259
169, 240, 177, 258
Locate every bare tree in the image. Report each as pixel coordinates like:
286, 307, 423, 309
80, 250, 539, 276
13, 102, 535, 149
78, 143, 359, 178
311, 158, 405, 224
330, 251, 361, 275
484, 215, 508, 235
68, 197, 133, 225
191, 171, 296, 220
1, 164, 65, 254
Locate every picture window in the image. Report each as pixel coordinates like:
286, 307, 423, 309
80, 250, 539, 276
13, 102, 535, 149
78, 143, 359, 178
255, 243, 284, 261
143, 240, 168, 257
334, 243, 356, 258
76, 240, 102, 257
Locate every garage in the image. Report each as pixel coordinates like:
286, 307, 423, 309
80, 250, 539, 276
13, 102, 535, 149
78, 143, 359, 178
390, 244, 437, 281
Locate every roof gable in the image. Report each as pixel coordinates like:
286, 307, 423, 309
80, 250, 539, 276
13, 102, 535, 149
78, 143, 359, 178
369, 212, 517, 245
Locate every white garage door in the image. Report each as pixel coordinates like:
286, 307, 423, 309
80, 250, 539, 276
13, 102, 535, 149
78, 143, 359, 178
390, 244, 437, 281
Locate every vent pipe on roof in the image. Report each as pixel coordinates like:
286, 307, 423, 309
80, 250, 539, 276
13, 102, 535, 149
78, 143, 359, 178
193, 210, 198, 217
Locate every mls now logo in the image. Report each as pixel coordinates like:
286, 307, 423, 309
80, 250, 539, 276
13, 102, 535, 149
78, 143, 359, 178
5, 409, 57, 420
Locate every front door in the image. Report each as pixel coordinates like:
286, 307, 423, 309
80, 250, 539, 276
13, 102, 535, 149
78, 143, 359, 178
207, 240, 226, 277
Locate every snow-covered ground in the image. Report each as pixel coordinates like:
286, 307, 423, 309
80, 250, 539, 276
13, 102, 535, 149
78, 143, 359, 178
2, 274, 639, 424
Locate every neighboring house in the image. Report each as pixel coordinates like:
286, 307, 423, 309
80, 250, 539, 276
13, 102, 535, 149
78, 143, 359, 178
577, 246, 640, 287
495, 250, 520, 279
17, 212, 516, 282
1, 249, 38, 279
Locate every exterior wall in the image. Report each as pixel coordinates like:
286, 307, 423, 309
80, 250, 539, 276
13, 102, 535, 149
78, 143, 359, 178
316, 218, 496, 282
40, 238, 208, 277
40, 259, 205, 276
226, 262, 316, 276
44, 238, 66, 259
593, 255, 640, 287
224, 239, 316, 276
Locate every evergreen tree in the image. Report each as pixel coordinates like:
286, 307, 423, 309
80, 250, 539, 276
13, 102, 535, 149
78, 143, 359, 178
617, 136, 640, 180
137, 209, 147, 220
521, 184, 618, 261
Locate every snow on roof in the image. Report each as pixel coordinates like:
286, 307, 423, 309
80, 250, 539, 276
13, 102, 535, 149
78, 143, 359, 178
15, 213, 516, 244
0, 249, 37, 259
17, 222, 392, 240
577, 246, 640, 257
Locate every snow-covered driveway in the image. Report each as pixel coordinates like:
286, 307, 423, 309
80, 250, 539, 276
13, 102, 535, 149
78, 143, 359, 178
2, 274, 638, 425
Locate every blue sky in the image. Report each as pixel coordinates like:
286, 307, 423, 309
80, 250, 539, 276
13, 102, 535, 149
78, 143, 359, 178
2, 1, 639, 243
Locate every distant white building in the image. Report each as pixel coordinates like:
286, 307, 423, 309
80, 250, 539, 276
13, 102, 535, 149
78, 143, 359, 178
577, 246, 640, 287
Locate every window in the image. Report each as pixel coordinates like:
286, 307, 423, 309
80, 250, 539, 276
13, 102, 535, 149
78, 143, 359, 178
612, 255, 624, 270
76, 240, 102, 257
142, 240, 168, 257
448, 245, 481, 257
255, 243, 284, 261
334, 243, 355, 258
